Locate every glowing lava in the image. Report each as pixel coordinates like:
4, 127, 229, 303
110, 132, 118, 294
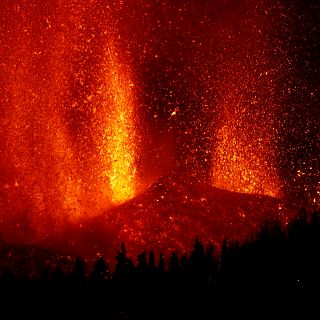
212, 101, 280, 198
210, 1, 282, 198
0, 1, 142, 240
99, 42, 138, 203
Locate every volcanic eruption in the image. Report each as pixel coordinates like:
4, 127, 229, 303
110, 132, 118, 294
0, 0, 318, 259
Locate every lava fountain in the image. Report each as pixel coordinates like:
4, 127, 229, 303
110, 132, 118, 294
0, 0, 142, 241
99, 41, 139, 204
210, 1, 283, 198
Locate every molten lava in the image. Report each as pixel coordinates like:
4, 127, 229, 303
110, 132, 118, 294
99, 42, 138, 204
209, 0, 282, 198
212, 106, 280, 198
0, 1, 142, 240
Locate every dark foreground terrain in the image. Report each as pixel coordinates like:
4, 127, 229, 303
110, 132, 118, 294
0, 207, 319, 318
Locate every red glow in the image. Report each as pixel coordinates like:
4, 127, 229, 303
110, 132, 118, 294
0, 1, 318, 258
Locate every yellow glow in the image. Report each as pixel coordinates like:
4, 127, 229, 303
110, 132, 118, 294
101, 43, 137, 203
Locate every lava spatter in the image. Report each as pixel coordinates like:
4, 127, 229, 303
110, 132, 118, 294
99, 41, 139, 204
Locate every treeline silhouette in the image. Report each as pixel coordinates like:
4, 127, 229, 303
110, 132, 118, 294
1, 208, 320, 318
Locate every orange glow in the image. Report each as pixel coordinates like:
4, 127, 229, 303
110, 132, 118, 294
0, 17, 83, 235
212, 98, 280, 198
209, 1, 282, 199
99, 43, 138, 204
0, 2, 142, 240
212, 124, 280, 198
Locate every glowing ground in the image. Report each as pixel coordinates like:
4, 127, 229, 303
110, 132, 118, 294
37, 172, 299, 261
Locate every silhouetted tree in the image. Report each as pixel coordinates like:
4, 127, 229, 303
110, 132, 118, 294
137, 251, 147, 273
169, 251, 179, 275
91, 256, 110, 282
73, 257, 86, 280
205, 244, 217, 283
148, 251, 155, 272
158, 253, 165, 273
115, 242, 131, 278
